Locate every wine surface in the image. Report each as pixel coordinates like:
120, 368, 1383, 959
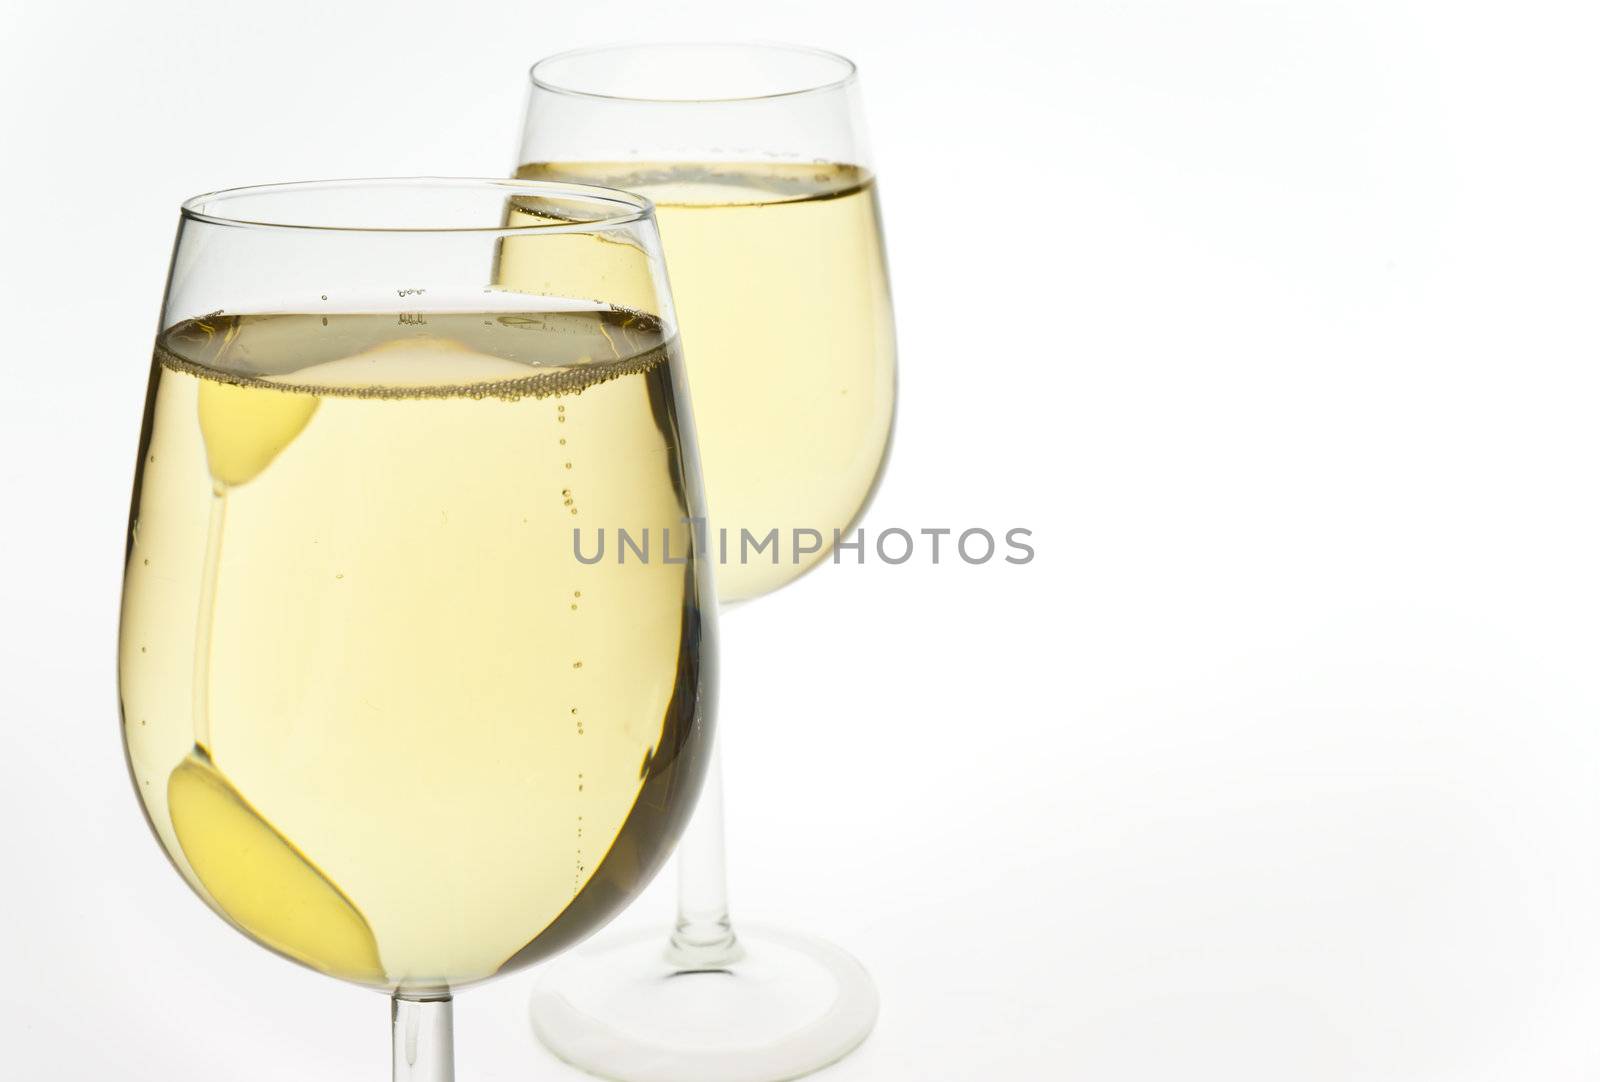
120, 309, 713, 991
516, 162, 897, 600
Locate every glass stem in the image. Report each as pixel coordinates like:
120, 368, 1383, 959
392, 993, 455, 1082
667, 738, 743, 968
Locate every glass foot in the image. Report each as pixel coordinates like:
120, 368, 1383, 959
529, 924, 877, 1082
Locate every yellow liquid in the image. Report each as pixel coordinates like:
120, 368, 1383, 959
516, 162, 897, 601
119, 310, 714, 991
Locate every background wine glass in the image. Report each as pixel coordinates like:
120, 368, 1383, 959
516, 43, 895, 1082
117, 178, 716, 1082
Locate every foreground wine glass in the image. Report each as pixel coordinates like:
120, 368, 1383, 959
516, 44, 895, 1081
117, 178, 716, 1081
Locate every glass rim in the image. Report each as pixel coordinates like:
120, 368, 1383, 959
528, 41, 858, 104
179, 176, 656, 235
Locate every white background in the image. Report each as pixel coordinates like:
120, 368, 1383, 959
6, 1, 1600, 1078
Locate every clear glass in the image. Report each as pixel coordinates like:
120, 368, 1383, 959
117, 178, 717, 1081
517, 44, 895, 1081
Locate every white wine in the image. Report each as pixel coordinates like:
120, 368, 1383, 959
120, 309, 714, 992
516, 162, 897, 601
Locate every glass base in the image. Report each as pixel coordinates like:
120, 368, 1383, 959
529, 924, 877, 1082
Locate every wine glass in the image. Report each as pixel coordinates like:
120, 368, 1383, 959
118, 177, 716, 1082
516, 43, 896, 1081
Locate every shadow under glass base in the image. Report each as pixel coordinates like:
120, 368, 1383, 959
529, 924, 877, 1082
